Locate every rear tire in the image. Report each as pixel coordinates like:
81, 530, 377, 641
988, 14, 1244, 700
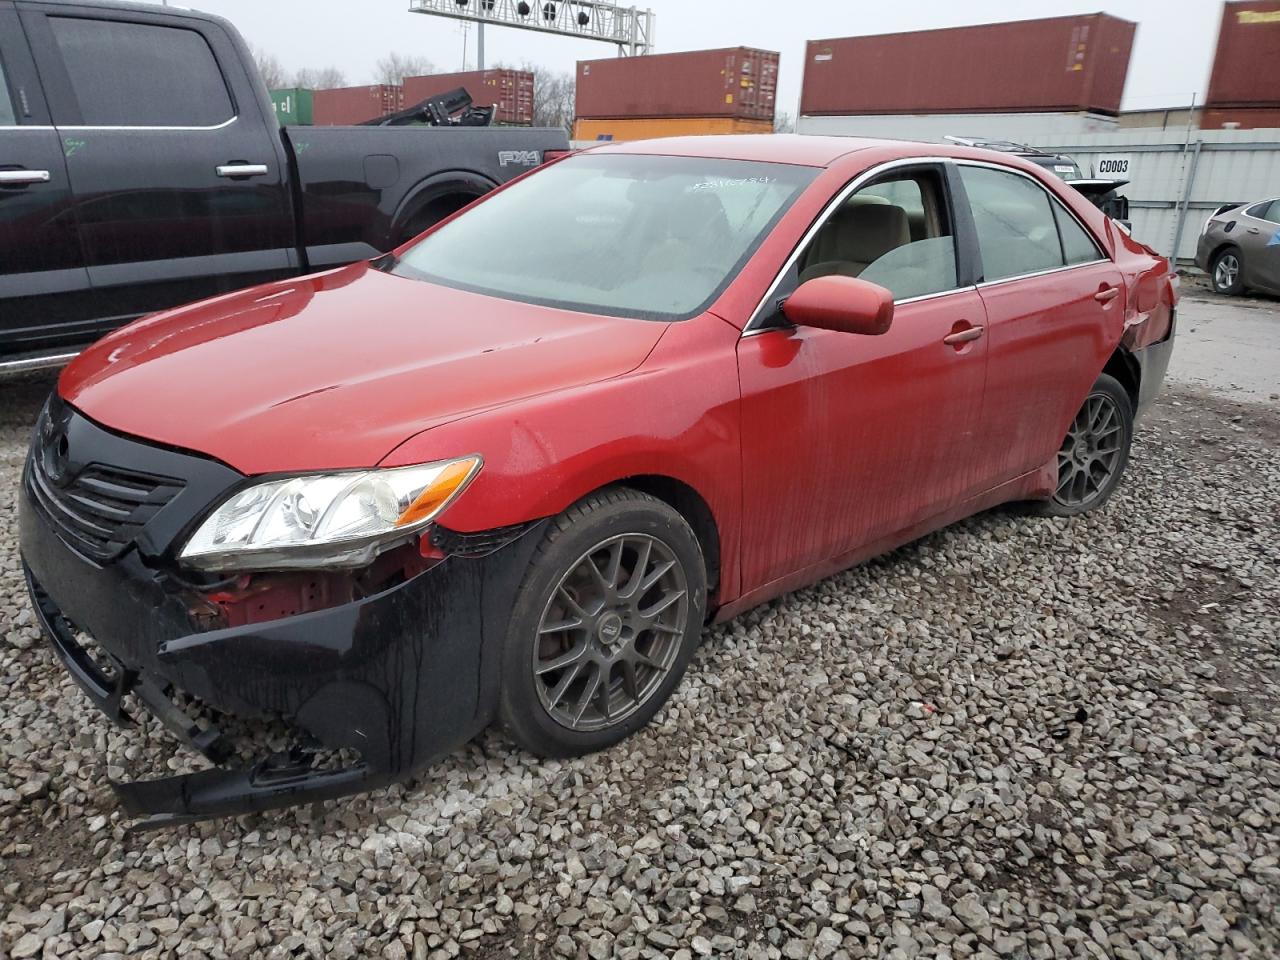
1210, 248, 1245, 296
497, 488, 707, 758
1037, 372, 1133, 517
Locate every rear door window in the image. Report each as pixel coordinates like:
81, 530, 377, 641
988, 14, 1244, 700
960, 166, 1066, 282
1260, 200, 1280, 224
48, 17, 233, 127
0, 55, 16, 125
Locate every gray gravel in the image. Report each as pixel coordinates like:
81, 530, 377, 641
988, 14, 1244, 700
1, 369, 1277, 960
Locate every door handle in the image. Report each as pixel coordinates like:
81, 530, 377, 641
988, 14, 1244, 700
1094, 286, 1121, 303
1247, 227, 1261, 235
942, 326, 984, 345
0, 169, 51, 185
216, 163, 269, 178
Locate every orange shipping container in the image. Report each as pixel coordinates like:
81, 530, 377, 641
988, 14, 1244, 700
574, 117, 773, 142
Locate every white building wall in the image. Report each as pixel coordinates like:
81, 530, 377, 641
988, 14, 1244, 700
796, 112, 1119, 142
1035, 129, 1280, 261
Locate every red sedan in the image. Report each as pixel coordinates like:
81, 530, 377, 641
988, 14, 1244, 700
21, 136, 1176, 825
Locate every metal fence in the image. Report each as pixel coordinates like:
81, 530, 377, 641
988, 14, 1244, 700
1035, 128, 1280, 263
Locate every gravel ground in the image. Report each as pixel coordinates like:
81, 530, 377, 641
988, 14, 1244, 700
1, 367, 1277, 960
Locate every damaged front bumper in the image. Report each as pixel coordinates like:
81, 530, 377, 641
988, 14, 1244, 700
19, 398, 541, 828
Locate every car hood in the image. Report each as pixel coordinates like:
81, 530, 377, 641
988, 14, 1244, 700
60, 263, 667, 475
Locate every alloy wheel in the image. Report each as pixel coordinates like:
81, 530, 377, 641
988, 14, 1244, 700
1214, 253, 1240, 291
1054, 393, 1125, 508
533, 533, 689, 732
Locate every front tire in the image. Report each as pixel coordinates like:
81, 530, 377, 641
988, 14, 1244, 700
1211, 248, 1245, 296
497, 488, 707, 758
1038, 372, 1134, 517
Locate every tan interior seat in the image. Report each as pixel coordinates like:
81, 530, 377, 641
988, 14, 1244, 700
800, 202, 911, 283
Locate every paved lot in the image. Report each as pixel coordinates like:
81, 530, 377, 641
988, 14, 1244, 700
1, 294, 1277, 960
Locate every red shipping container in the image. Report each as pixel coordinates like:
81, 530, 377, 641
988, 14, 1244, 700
1206, 1, 1280, 108
312, 85, 405, 125
404, 70, 534, 124
575, 48, 779, 121
800, 13, 1135, 117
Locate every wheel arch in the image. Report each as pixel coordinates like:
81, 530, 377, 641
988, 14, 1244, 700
610, 475, 722, 610
1102, 346, 1141, 410
391, 169, 498, 244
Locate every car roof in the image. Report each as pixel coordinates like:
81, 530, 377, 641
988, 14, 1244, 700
19, 0, 223, 26
584, 134, 1050, 172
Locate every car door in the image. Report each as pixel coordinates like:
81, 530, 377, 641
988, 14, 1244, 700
1237, 199, 1280, 293
736, 161, 990, 593
0, 3, 94, 360
19, 2, 296, 327
957, 161, 1125, 486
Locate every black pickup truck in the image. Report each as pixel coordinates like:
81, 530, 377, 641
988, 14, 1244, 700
0, 0, 568, 369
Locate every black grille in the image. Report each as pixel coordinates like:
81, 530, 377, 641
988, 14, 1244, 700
27, 457, 184, 562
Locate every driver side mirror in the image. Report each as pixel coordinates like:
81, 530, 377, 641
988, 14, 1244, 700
781, 275, 895, 336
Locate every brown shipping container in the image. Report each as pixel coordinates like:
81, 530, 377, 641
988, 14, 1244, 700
404, 69, 534, 124
575, 47, 779, 121
1202, 106, 1280, 129
1205, 1, 1280, 108
800, 14, 1135, 117
312, 85, 405, 125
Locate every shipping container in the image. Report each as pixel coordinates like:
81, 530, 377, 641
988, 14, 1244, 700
312, 85, 404, 126
1202, 106, 1280, 129
270, 88, 313, 126
573, 117, 773, 141
800, 13, 1135, 118
1205, 1, 1280, 108
575, 47, 779, 121
404, 69, 535, 124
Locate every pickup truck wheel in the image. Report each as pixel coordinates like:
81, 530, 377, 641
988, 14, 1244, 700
1038, 373, 1133, 517
498, 488, 706, 758
1211, 248, 1244, 296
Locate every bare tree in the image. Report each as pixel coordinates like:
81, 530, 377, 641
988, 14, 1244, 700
294, 66, 347, 90
250, 45, 289, 90
374, 53, 435, 86
773, 111, 795, 134
497, 60, 574, 133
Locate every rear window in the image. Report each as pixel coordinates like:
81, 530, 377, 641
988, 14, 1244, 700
49, 17, 234, 127
390, 153, 816, 321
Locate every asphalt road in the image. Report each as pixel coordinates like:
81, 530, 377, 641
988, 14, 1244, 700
1170, 289, 1280, 405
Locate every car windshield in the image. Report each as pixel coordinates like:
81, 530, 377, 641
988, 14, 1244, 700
389, 153, 818, 321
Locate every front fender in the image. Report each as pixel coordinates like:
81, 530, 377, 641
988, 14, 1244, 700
379, 312, 746, 602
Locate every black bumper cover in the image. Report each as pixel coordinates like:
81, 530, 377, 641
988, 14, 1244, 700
19, 406, 542, 827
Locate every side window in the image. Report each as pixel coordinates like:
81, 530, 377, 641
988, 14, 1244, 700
960, 166, 1065, 282
1245, 201, 1272, 221
1052, 201, 1104, 265
1260, 200, 1280, 224
796, 169, 959, 301
48, 18, 233, 127
0, 57, 16, 126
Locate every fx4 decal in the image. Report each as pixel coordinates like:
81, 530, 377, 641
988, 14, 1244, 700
499, 150, 541, 167
63, 138, 86, 158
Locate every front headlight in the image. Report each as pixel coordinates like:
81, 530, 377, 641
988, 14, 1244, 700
180, 455, 481, 572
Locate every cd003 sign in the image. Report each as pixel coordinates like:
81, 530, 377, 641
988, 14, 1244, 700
1096, 155, 1132, 177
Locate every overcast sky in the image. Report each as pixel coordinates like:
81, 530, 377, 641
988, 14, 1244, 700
176, 0, 1223, 115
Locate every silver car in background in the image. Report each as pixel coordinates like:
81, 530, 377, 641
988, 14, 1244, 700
1197, 198, 1280, 296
